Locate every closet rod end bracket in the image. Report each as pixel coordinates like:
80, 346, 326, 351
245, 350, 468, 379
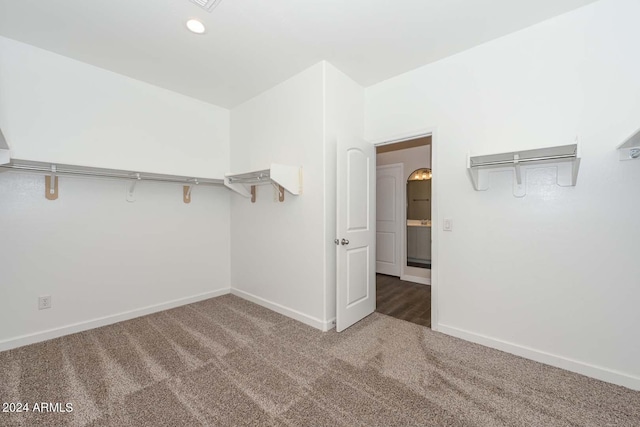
126, 173, 141, 202
184, 179, 199, 204
45, 165, 58, 200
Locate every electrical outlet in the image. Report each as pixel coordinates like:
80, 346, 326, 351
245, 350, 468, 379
38, 295, 52, 310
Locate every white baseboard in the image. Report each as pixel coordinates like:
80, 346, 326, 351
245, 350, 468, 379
400, 274, 431, 285
231, 288, 334, 331
0, 288, 230, 352
437, 323, 640, 391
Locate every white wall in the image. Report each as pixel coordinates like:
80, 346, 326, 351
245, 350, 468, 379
0, 36, 229, 178
0, 37, 231, 350
229, 62, 364, 330
229, 63, 328, 328
366, 0, 640, 389
0, 175, 231, 349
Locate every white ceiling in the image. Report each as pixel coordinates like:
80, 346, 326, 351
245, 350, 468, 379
0, 0, 598, 108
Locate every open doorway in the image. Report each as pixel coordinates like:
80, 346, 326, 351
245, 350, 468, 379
375, 136, 432, 327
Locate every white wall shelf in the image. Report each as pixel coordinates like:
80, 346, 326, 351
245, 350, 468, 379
617, 128, 640, 161
224, 164, 302, 203
467, 143, 580, 197
0, 158, 224, 202
0, 128, 10, 165
1, 158, 304, 204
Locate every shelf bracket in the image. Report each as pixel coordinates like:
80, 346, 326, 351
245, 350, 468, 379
45, 165, 58, 200
223, 176, 252, 198
126, 173, 141, 202
512, 154, 526, 198
183, 179, 198, 204
513, 154, 522, 185
617, 127, 640, 161
224, 164, 301, 201
0, 127, 10, 165
272, 182, 285, 202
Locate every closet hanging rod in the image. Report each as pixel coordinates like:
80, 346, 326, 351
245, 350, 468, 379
226, 177, 271, 184
470, 153, 576, 168
225, 171, 271, 184
0, 160, 224, 186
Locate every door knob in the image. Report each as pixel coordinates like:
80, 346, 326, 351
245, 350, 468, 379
341, 239, 349, 245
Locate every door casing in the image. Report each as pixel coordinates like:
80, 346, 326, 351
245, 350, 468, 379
371, 128, 438, 331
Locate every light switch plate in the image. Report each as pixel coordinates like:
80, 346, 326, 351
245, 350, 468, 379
443, 218, 453, 231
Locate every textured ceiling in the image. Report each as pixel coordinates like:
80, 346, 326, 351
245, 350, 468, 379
0, 0, 598, 108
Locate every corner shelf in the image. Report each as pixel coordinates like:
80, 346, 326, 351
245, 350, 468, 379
0, 128, 10, 165
224, 164, 302, 202
617, 128, 640, 161
467, 143, 580, 197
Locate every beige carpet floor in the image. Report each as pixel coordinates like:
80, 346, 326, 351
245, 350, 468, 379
0, 294, 638, 426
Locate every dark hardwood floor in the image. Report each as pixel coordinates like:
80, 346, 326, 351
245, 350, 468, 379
376, 274, 431, 328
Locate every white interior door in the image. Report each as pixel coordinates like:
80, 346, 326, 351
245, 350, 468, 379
376, 164, 403, 276
336, 135, 376, 332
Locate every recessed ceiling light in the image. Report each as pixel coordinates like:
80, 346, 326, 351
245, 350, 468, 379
186, 19, 206, 34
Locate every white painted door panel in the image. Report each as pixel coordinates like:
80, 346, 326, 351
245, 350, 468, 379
376, 164, 403, 276
336, 135, 376, 332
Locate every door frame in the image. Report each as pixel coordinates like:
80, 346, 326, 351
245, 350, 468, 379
372, 128, 439, 331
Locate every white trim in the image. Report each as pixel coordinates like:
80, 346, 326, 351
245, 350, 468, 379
430, 127, 439, 331
325, 317, 336, 331
437, 323, 640, 391
0, 288, 231, 352
321, 62, 329, 334
402, 264, 431, 283
231, 288, 334, 331
373, 127, 438, 330
370, 129, 432, 146
400, 274, 431, 285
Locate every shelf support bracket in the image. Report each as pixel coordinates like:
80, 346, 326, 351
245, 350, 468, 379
0, 127, 10, 165
224, 164, 301, 201
617, 127, 640, 160
512, 154, 525, 197
513, 154, 522, 185
45, 165, 58, 200
278, 185, 285, 202
272, 182, 285, 202
126, 173, 141, 202
183, 179, 198, 204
